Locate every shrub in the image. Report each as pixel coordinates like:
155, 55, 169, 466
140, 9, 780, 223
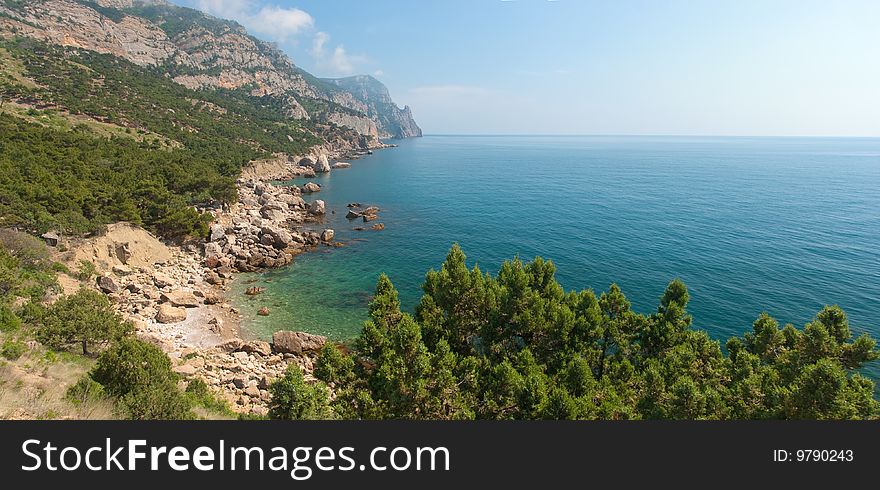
66, 375, 106, 406
0, 304, 20, 332
35, 288, 133, 355
76, 260, 97, 281
118, 384, 194, 420
1, 339, 25, 360
185, 378, 233, 415
91, 338, 195, 420
90, 338, 176, 396
268, 365, 333, 420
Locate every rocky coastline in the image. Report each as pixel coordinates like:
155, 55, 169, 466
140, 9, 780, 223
57, 145, 388, 416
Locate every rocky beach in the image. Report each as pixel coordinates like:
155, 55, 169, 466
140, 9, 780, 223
52, 146, 388, 416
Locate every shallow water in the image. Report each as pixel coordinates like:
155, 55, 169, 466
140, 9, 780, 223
230, 135, 880, 373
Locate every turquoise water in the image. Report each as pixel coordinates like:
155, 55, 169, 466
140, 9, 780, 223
232, 135, 880, 364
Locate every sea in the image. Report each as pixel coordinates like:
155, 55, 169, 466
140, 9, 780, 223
230, 135, 880, 375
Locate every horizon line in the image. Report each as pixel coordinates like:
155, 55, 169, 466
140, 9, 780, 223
418, 133, 880, 139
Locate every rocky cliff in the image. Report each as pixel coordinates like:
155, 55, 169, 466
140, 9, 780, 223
0, 0, 419, 142
323, 75, 422, 139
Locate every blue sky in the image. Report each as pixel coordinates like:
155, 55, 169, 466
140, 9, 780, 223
174, 1, 880, 136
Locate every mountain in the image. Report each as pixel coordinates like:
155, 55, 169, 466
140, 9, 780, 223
0, 0, 421, 141
0, 0, 421, 238
323, 75, 422, 139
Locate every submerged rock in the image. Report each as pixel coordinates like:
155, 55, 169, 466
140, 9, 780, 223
258, 306, 270, 316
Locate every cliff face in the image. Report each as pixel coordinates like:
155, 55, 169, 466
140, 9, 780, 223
324, 75, 423, 139
0, 0, 419, 141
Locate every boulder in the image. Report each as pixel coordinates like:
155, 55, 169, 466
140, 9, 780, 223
272, 331, 302, 355
96, 276, 119, 294
297, 156, 316, 168
313, 154, 331, 173
258, 307, 270, 316
260, 204, 286, 220
272, 331, 327, 355
320, 229, 335, 242
218, 338, 244, 352
245, 286, 266, 296
309, 200, 326, 215
153, 273, 174, 288
301, 182, 321, 193
244, 385, 261, 397
332, 162, 351, 169
371, 223, 385, 231
345, 210, 361, 219
272, 229, 293, 248
173, 364, 197, 376
210, 224, 227, 242
362, 214, 378, 222
347, 203, 362, 208
297, 332, 328, 352
240, 340, 272, 357
114, 242, 132, 264
201, 290, 221, 305
112, 264, 132, 275
156, 304, 187, 323
204, 242, 223, 258
160, 290, 200, 308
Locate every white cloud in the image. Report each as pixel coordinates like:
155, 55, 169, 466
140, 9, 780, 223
310, 31, 329, 58
194, 1, 371, 76
196, 1, 314, 43
309, 31, 368, 76
249, 5, 313, 42
373, 69, 385, 77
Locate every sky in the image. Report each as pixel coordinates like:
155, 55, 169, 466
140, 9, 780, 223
173, 0, 880, 136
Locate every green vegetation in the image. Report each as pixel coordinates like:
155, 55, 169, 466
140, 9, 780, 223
267, 365, 333, 420
312, 245, 880, 420
0, 38, 323, 238
33, 288, 134, 355
90, 338, 194, 420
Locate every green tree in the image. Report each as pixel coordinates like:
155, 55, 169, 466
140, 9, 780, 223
322, 245, 880, 420
90, 338, 194, 420
35, 288, 133, 355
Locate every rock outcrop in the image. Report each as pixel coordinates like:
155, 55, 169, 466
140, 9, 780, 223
322, 75, 423, 139
0, 1, 420, 142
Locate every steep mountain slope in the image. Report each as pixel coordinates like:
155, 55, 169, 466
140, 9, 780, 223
0, 0, 421, 140
324, 75, 422, 139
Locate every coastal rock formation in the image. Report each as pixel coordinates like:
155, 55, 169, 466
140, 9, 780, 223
272, 331, 327, 355
320, 229, 335, 242
322, 75, 423, 138
301, 182, 321, 193
314, 155, 331, 173
0, 0, 420, 143
309, 200, 326, 215
332, 162, 352, 169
